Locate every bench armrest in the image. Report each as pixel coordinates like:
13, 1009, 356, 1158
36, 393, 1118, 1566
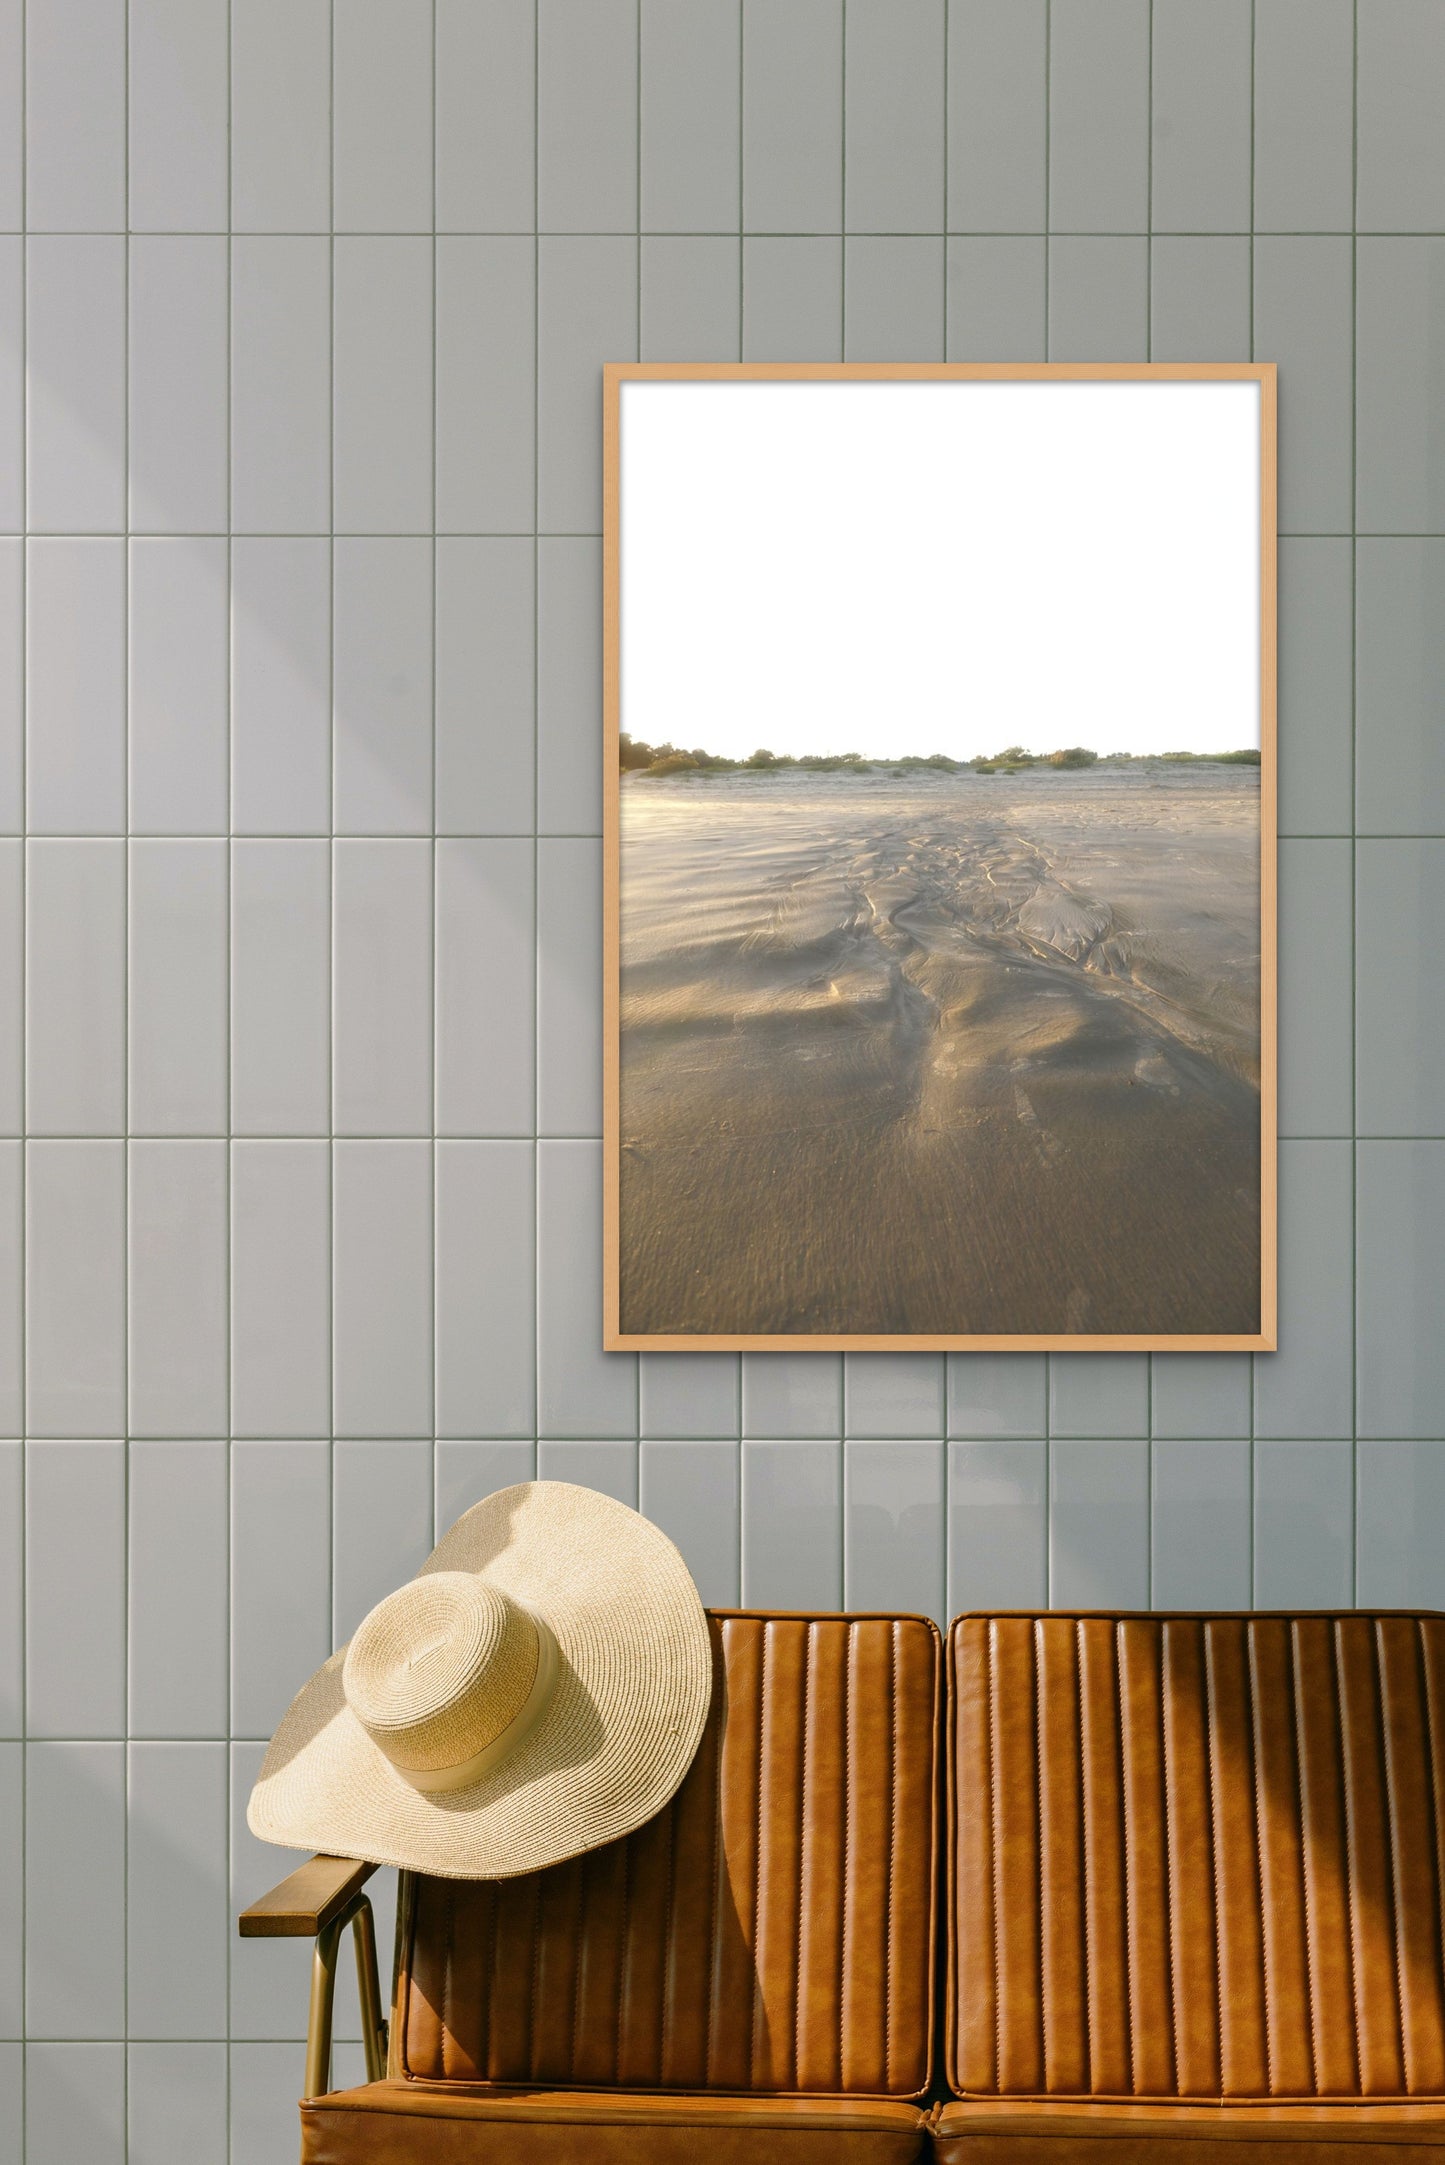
238, 1855, 377, 1939
237, 1856, 387, 2098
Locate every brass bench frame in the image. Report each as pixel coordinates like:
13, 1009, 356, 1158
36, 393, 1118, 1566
239, 1853, 390, 2100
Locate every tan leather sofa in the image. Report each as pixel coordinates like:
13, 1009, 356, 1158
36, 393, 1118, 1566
278, 1609, 942, 2161
245, 1609, 1445, 2161
937, 1611, 1445, 2161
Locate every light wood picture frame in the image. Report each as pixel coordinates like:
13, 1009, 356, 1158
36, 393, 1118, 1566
604, 363, 1277, 1353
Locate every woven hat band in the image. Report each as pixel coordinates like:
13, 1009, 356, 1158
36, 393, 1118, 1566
342, 1571, 542, 1775
402, 1620, 559, 1793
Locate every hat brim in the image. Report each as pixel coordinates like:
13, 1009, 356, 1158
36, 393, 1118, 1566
247, 1483, 713, 1879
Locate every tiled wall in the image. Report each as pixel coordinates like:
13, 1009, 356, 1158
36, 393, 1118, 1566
2, 0, 1444, 2156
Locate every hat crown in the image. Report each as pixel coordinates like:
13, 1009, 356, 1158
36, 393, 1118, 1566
342, 1572, 539, 1777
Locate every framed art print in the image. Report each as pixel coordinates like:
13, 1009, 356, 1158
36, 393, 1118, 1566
603, 364, 1277, 1352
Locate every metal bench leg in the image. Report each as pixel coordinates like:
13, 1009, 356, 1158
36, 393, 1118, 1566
303, 1893, 389, 2100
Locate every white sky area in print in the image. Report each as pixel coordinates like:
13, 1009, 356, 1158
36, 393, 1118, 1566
619, 379, 1262, 761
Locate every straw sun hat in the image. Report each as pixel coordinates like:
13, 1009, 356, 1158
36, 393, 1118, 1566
248, 1482, 713, 1880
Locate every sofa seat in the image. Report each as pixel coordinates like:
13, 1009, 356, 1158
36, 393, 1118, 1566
301, 2080, 931, 2163
932, 2099, 1445, 2161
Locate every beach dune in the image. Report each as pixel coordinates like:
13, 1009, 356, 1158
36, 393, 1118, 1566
619, 765, 1262, 1337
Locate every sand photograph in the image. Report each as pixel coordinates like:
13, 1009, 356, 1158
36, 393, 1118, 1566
605, 368, 1276, 1348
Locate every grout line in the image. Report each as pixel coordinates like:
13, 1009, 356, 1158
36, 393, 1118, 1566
11, 224, 1442, 238
940, 0, 948, 360
634, 0, 641, 1454
1145, 1, 1153, 1608
121, 0, 131, 2135
17, 0, 25, 2142
429, 0, 439, 1473
223, 0, 235, 2121
1247, 0, 1256, 1606
1145, 0, 1152, 366
1349, 0, 1360, 1608
10, 529, 1443, 543
531, 0, 541, 1478
1043, 0, 1051, 1603
839, 0, 846, 358
12, 1132, 1445, 1145
325, 0, 337, 1717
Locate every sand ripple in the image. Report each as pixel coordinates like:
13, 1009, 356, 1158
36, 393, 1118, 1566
619, 767, 1262, 1335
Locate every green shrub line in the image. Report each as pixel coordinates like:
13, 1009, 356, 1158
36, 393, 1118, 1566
619, 735, 1262, 777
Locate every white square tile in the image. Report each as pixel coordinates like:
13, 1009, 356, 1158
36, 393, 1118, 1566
25, 2043, 125, 2165
26, 1747, 125, 2034
332, 540, 433, 834
0, 244, 20, 535
26, 1440, 126, 1736
127, 2044, 227, 2165
1150, 1438, 1252, 1608
436, 839, 534, 1135
26, 0, 125, 228
230, 0, 331, 230
0, 542, 21, 833
0, 16, 19, 232
127, 1743, 229, 2039
26, 540, 126, 835
128, 540, 230, 835
741, 1440, 843, 1610
128, 1141, 228, 1438
638, 1439, 741, 1606
129, 238, 229, 534
435, 1141, 535, 1439
947, 1440, 1048, 1617
537, 1141, 636, 1438
333, 240, 433, 533
230, 539, 332, 834
845, 1439, 946, 1625
1049, 1439, 1150, 1609
129, 841, 228, 1135
0, 1438, 20, 1731
230, 1141, 330, 1437
0, 842, 20, 1132
436, 0, 536, 230
435, 537, 534, 835
128, 0, 229, 230
435, 238, 535, 533
26, 1143, 125, 1437
231, 841, 331, 1134
332, 840, 433, 1135
537, 838, 601, 1136
26, 840, 125, 1136
333, 0, 435, 231
26, 238, 125, 533
230, 1442, 331, 1737
231, 238, 331, 534
0, 1153, 16, 1440
129, 1441, 229, 1736
332, 1141, 433, 1437
0, 1744, 17, 2031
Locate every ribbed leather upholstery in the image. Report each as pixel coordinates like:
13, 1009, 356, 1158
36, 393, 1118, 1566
948, 1612, 1445, 2103
395, 1610, 940, 2100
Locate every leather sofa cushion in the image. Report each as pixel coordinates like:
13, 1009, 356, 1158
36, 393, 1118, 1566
300, 2082, 931, 2163
399, 1610, 941, 2099
932, 2099, 1445, 2160
949, 1612, 1445, 2101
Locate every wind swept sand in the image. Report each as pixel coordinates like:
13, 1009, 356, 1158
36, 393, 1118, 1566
619, 765, 1262, 1336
